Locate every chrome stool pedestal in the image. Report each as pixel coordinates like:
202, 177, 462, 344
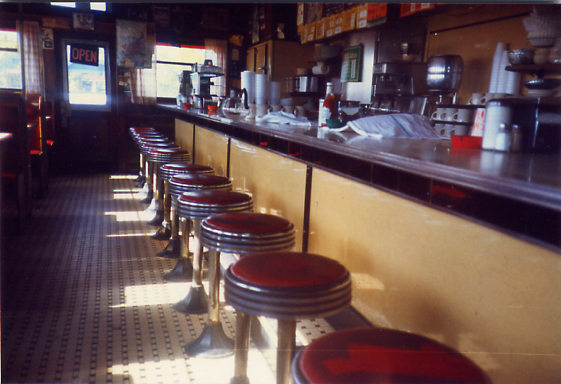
174, 190, 252, 314
189, 212, 295, 358
225, 252, 351, 384
145, 148, 191, 227
162, 174, 232, 280
153, 163, 214, 241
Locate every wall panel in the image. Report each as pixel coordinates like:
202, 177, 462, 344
308, 167, 560, 384
229, 139, 307, 251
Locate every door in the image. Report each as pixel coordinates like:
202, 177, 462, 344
59, 38, 115, 172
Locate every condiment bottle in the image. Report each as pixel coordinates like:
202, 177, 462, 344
510, 124, 522, 152
320, 82, 337, 127
494, 123, 511, 152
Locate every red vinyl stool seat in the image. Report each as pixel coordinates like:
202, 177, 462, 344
292, 327, 492, 384
153, 163, 214, 241
225, 252, 351, 384
184, 212, 295, 359
173, 190, 253, 315
144, 148, 191, 227
161, 174, 232, 278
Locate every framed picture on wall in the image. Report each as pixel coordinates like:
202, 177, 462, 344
73, 12, 94, 30
341, 45, 363, 82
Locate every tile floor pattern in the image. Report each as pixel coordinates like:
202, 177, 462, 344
1, 174, 333, 384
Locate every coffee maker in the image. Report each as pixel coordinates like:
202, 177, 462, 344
179, 70, 193, 103
190, 72, 214, 109
371, 62, 429, 115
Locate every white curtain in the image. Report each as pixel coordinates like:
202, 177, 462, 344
18, 20, 42, 97
205, 38, 228, 97
130, 51, 157, 105
129, 23, 157, 105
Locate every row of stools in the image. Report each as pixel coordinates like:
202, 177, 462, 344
129, 126, 492, 384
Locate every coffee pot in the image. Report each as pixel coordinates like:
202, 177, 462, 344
219, 88, 250, 118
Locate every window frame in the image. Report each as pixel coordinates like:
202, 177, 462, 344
155, 43, 205, 100
0, 28, 23, 91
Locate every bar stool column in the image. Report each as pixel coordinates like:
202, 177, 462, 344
163, 174, 232, 281
145, 148, 191, 226
191, 212, 296, 359
174, 190, 253, 313
154, 163, 214, 241
224, 252, 352, 384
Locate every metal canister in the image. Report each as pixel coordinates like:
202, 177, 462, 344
482, 99, 512, 150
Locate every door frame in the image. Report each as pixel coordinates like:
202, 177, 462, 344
60, 38, 113, 112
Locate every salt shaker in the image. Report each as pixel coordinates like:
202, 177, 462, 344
494, 123, 511, 151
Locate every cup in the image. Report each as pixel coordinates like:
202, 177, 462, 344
450, 124, 470, 136
445, 107, 458, 121
434, 122, 446, 135
183, 103, 192, 110
442, 123, 456, 137
269, 104, 282, 112
454, 108, 474, 123
431, 107, 446, 120
256, 103, 269, 118
468, 93, 487, 105
282, 105, 295, 114
294, 105, 306, 118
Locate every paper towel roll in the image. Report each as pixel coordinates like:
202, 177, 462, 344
255, 74, 268, 105
496, 50, 509, 94
241, 71, 255, 104
488, 42, 506, 93
269, 81, 281, 105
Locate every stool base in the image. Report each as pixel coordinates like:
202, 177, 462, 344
141, 190, 153, 204
147, 210, 164, 226
164, 258, 193, 281
157, 238, 181, 258
184, 321, 234, 358
133, 173, 144, 183
173, 285, 208, 314
135, 178, 146, 188
152, 224, 171, 240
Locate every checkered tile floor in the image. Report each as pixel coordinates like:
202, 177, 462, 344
1, 174, 333, 384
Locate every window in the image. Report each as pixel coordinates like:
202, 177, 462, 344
62, 40, 111, 110
0, 29, 22, 90
155, 44, 205, 98
51, 2, 106, 12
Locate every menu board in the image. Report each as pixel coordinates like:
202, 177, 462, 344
340, 45, 362, 82
400, 3, 435, 17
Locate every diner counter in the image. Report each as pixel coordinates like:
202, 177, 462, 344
158, 104, 561, 250
159, 104, 561, 210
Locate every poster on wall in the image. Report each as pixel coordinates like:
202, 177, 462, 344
42, 28, 54, 49
116, 20, 155, 68
340, 45, 363, 82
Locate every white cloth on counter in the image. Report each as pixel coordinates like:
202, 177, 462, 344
328, 114, 444, 139
256, 111, 312, 127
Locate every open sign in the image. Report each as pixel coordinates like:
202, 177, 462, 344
70, 44, 99, 66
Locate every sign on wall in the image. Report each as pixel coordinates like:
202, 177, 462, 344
69, 44, 99, 66
340, 45, 363, 82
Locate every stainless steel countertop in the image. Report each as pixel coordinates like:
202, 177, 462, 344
159, 105, 561, 212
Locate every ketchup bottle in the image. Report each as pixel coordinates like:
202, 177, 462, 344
320, 82, 337, 127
